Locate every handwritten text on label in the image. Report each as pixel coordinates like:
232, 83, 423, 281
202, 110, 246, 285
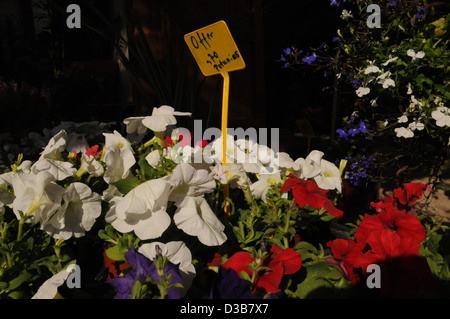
184, 21, 245, 76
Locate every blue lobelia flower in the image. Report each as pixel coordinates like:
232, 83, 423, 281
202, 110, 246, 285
336, 128, 348, 139
108, 245, 183, 299
206, 266, 255, 299
302, 52, 317, 64
388, 0, 398, 7
330, 0, 339, 6
358, 121, 367, 134
416, 6, 427, 18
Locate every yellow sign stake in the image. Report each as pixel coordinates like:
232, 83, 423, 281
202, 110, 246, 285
184, 20, 245, 216
221, 71, 231, 216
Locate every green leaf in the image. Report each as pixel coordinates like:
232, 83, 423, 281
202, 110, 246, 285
8, 271, 32, 291
8, 290, 25, 299
130, 280, 143, 299
293, 261, 349, 298
138, 153, 158, 180
110, 177, 142, 195
105, 245, 127, 261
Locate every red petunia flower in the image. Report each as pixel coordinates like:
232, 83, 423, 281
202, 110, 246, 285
393, 182, 427, 206
195, 139, 209, 148
280, 174, 343, 217
163, 136, 173, 149
85, 144, 102, 158
352, 230, 437, 298
355, 204, 426, 245
326, 238, 363, 285
223, 245, 302, 294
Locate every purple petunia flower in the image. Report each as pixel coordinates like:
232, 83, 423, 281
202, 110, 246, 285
108, 245, 183, 299
206, 266, 255, 299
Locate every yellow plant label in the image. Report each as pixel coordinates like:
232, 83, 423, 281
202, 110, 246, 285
184, 20, 246, 76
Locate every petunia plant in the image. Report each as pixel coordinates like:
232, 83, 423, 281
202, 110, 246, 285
0, 103, 448, 299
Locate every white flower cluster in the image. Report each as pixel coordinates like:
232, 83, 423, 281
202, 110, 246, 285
355, 49, 426, 98
1, 105, 343, 286
355, 57, 398, 97
0, 131, 102, 240
394, 96, 449, 139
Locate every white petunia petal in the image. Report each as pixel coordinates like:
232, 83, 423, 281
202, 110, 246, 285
174, 196, 226, 246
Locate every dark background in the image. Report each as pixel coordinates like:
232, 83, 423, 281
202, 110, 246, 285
0, 0, 340, 158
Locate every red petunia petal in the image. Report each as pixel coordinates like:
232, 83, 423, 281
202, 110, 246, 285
223, 251, 254, 277
327, 238, 356, 260
404, 183, 427, 205
279, 175, 301, 192
324, 199, 344, 217
254, 263, 284, 293
268, 245, 302, 275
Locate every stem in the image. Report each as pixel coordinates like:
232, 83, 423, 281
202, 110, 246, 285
283, 208, 292, 249
138, 136, 157, 152
17, 218, 26, 242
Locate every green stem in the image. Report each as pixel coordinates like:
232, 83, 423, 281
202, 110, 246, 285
282, 200, 296, 249
137, 134, 161, 152
17, 218, 26, 242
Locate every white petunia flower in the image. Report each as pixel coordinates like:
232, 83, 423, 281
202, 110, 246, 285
314, 159, 342, 193
43, 183, 102, 240
295, 150, 324, 179
79, 153, 104, 177
32, 158, 77, 181
39, 130, 67, 160
32, 130, 77, 180
173, 196, 227, 246
66, 132, 89, 154
394, 127, 414, 138
275, 152, 294, 170
102, 131, 136, 184
431, 106, 450, 127
32, 268, 71, 299
145, 149, 161, 168
163, 163, 226, 246
142, 105, 191, 133
206, 134, 238, 165
166, 162, 216, 203
10, 171, 65, 224
105, 178, 171, 240
249, 171, 282, 202
210, 163, 229, 184
139, 241, 196, 297
123, 117, 148, 135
